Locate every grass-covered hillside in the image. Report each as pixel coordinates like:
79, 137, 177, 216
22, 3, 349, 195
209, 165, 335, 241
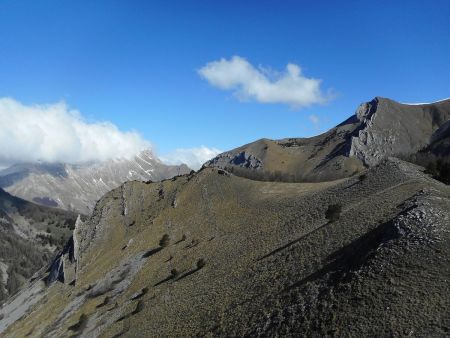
2, 158, 449, 337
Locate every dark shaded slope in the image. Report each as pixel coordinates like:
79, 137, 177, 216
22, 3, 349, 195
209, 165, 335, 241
427, 120, 450, 157
0, 188, 78, 303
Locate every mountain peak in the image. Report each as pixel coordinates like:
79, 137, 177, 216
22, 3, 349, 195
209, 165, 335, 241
350, 96, 450, 166
355, 97, 379, 121
205, 97, 450, 179
0, 152, 191, 214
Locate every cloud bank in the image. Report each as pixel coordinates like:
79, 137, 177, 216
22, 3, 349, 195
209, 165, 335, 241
198, 56, 331, 108
0, 98, 151, 167
161, 146, 222, 170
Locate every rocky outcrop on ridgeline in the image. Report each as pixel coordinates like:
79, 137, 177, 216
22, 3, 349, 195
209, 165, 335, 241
349, 97, 450, 166
204, 150, 263, 170
45, 215, 83, 285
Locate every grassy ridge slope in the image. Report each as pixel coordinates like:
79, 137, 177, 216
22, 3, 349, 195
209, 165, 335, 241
2, 158, 449, 337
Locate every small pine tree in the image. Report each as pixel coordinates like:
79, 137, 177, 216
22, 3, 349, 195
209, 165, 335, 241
325, 204, 342, 222
170, 269, 179, 279
159, 234, 170, 247
196, 258, 206, 269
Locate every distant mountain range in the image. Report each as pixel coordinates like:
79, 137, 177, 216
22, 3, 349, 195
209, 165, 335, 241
1, 97, 449, 337
0, 150, 191, 214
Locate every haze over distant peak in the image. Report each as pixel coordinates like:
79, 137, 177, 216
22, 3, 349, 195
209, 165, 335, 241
0, 150, 190, 214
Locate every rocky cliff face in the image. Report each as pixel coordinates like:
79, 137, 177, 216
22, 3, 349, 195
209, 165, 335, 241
205, 150, 263, 170
0, 150, 191, 214
45, 215, 83, 285
349, 97, 450, 165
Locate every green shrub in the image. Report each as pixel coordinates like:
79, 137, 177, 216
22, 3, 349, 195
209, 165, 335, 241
325, 204, 342, 222
159, 234, 170, 247
170, 269, 179, 279
196, 258, 206, 269
226, 166, 306, 183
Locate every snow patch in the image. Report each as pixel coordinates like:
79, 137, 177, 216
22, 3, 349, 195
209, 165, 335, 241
401, 97, 450, 105
136, 153, 154, 166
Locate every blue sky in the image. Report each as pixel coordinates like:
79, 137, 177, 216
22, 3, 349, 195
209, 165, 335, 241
0, 0, 449, 168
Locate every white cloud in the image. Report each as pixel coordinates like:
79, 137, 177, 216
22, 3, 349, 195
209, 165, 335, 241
0, 97, 151, 167
161, 146, 222, 170
198, 56, 331, 108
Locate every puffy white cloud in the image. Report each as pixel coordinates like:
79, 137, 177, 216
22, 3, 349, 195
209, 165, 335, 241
198, 56, 331, 108
0, 97, 151, 167
161, 146, 222, 170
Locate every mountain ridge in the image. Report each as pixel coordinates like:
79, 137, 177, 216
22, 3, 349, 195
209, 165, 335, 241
205, 97, 450, 181
0, 150, 191, 214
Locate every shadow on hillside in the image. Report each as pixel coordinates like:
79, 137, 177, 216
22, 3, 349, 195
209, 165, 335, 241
154, 260, 205, 286
142, 247, 162, 258
282, 219, 399, 293
257, 221, 329, 261
174, 264, 204, 282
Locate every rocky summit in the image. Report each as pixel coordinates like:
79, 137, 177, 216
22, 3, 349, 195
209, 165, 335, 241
0, 97, 449, 337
